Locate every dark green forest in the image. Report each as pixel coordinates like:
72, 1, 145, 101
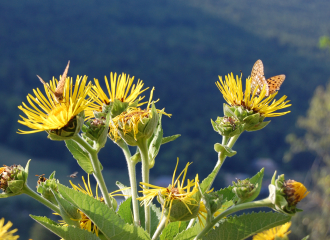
0, 0, 330, 238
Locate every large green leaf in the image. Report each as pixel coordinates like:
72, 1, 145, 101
57, 184, 150, 240
202, 211, 291, 240
30, 215, 101, 240
160, 221, 188, 240
65, 139, 94, 174
173, 224, 199, 240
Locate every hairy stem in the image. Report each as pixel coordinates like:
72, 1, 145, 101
117, 139, 140, 226
138, 138, 151, 234
23, 185, 61, 214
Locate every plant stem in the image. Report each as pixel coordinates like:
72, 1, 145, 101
222, 136, 229, 145
194, 198, 274, 239
137, 138, 151, 234
23, 185, 61, 214
227, 134, 240, 148
117, 139, 140, 226
72, 135, 112, 209
152, 216, 167, 240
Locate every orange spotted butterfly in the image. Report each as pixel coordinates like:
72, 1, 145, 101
250, 59, 285, 96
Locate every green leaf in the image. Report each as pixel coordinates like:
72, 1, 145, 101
246, 121, 271, 132
52, 190, 81, 227
116, 181, 132, 200
117, 197, 134, 224
30, 215, 101, 240
214, 143, 237, 157
248, 168, 264, 197
57, 184, 150, 240
111, 99, 129, 118
173, 224, 199, 240
23, 159, 31, 182
161, 134, 181, 145
65, 139, 94, 174
160, 221, 188, 240
139, 201, 162, 237
148, 116, 163, 165
301, 236, 310, 240
202, 211, 291, 240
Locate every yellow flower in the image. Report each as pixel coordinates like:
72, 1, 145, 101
85, 72, 149, 119
109, 87, 170, 142
216, 73, 291, 117
18, 75, 93, 134
253, 222, 291, 240
284, 180, 309, 206
0, 218, 19, 240
137, 159, 199, 224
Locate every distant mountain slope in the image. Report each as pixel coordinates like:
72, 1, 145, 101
183, 0, 330, 57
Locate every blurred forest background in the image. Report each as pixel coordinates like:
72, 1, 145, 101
1, 0, 330, 239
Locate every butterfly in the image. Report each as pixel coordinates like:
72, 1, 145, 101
250, 59, 285, 96
37, 60, 70, 103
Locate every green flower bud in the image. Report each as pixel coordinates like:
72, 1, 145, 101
36, 171, 59, 205
211, 116, 244, 137
82, 117, 106, 141
232, 178, 258, 204
47, 111, 85, 141
223, 104, 270, 132
110, 103, 159, 146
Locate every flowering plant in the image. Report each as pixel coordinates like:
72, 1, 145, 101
0, 61, 309, 239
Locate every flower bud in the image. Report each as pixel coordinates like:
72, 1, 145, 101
232, 178, 258, 204
110, 103, 159, 146
222, 104, 270, 132
211, 116, 244, 137
36, 171, 59, 205
47, 111, 85, 141
0, 161, 29, 197
268, 172, 309, 215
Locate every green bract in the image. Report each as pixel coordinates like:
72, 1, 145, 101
47, 111, 85, 141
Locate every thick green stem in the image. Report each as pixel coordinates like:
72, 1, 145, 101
137, 138, 151, 234
117, 140, 140, 226
227, 134, 240, 148
194, 198, 274, 239
152, 216, 167, 240
72, 135, 112, 209
23, 185, 61, 214
222, 136, 229, 145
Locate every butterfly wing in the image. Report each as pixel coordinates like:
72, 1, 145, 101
266, 74, 285, 94
251, 59, 269, 96
55, 60, 70, 101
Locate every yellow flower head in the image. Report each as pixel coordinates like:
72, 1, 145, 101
253, 222, 291, 240
85, 72, 149, 119
137, 159, 199, 224
109, 87, 171, 142
18, 75, 93, 134
0, 218, 19, 240
284, 180, 309, 206
216, 73, 291, 117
